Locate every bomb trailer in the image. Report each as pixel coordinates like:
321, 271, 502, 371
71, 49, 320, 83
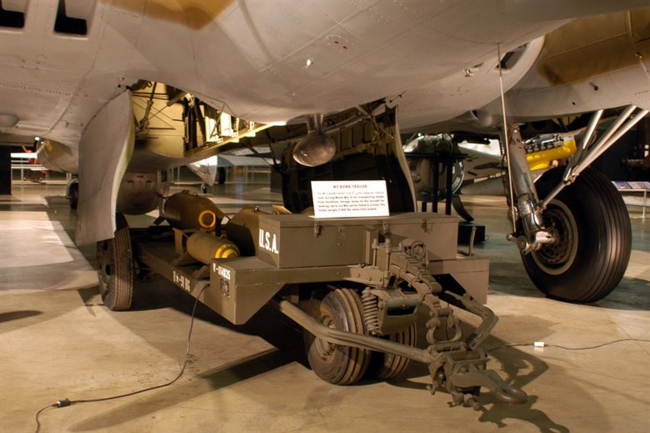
98, 186, 527, 408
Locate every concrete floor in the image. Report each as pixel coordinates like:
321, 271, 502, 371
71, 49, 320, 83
1, 181, 649, 433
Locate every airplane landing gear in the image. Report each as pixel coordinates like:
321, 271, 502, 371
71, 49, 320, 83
97, 214, 134, 310
522, 167, 631, 303
500, 107, 644, 302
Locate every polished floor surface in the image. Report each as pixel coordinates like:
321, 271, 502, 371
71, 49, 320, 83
1, 180, 649, 433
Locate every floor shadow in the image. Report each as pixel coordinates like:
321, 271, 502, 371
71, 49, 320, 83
387, 314, 577, 433
490, 262, 650, 311
125, 277, 310, 368
81, 281, 571, 433
594, 277, 650, 311
69, 349, 292, 432
0, 310, 42, 323
77, 286, 100, 305
477, 394, 570, 432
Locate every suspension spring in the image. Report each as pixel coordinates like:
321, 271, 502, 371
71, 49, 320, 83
361, 289, 380, 335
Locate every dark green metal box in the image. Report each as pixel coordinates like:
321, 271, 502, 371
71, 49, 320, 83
255, 213, 459, 269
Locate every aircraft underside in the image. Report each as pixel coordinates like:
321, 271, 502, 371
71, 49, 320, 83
1, 0, 648, 410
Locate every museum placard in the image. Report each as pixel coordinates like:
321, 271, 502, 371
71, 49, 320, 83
311, 180, 389, 218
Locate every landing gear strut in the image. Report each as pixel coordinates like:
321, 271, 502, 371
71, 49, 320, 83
502, 106, 646, 303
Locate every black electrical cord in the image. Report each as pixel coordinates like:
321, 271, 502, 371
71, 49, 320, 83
487, 338, 650, 353
34, 286, 209, 433
34, 405, 56, 433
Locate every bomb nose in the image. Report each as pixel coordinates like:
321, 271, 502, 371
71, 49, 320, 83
292, 130, 336, 167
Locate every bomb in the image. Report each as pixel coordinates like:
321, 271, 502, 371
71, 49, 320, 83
161, 191, 225, 233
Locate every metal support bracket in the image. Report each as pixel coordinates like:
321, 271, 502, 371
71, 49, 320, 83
541, 105, 648, 208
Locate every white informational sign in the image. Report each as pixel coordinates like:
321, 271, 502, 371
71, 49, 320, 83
311, 180, 390, 218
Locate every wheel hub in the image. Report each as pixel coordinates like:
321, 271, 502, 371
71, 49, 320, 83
97, 240, 114, 290
531, 201, 579, 275
537, 208, 573, 265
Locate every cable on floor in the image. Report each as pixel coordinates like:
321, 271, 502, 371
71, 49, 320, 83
487, 338, 650, 353
34, 285, 208, 433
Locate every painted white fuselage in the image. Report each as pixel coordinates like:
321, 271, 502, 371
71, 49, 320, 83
2, 0, 646, 150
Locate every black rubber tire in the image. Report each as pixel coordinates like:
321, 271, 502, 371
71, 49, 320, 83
304, 288, 370, 385
217, 167, 226, 185
522, 167, 631, 303
97, 214, 134, 311
365, 323, 417, 380
69, 182, 79, 210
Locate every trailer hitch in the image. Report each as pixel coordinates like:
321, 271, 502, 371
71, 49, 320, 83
423, 286, 528, 407
273, 288, 527, 406
450, 369, 528, 406
273, 240, 526, 406
381, 242, 527, 406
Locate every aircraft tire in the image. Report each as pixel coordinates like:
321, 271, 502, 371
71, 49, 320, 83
365, 322, 417, 381
304, 287, 370, 385
97, 214, 134, 311
522, 167, 631, 303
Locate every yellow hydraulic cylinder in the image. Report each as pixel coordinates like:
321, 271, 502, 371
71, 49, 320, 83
527, 137, 577, 171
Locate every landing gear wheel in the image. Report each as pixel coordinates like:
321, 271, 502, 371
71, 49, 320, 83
366, 323, 417, 380
304, 288, 370, 385
523, 167, 631, 303
200, 183, 208, 194
68, 182, 79, 210
97, 214, 134, 311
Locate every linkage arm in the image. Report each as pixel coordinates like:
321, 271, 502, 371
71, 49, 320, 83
541, 106, 648, 208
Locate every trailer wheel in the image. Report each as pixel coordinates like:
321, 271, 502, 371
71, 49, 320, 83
97, 214, 134, 311
522, 167, 631, 303
366, 323, 417, 380
304, 288, 370, 385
